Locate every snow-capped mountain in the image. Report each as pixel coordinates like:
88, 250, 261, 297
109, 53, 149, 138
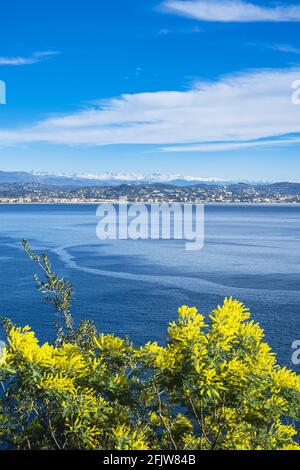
67, 172, 223, 184
23, 171, 225, 186
0, 171, 273, 187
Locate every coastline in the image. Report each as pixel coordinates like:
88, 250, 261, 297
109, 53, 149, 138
1, 201, 300, 206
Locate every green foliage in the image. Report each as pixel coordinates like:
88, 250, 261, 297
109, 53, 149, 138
22, 240, 97, 349
0, 242, 299, 450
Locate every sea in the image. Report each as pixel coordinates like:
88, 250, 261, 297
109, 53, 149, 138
0, 203, 299, 370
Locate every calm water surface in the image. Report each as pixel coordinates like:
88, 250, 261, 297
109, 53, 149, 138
0, 204, 299, 369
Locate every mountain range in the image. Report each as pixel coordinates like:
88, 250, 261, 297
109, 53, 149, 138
0, 171, 271, 187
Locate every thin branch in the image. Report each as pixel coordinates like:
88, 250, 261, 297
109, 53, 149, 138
154, 380, 177, 450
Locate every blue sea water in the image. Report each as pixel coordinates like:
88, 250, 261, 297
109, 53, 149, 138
0, 203, 299, 370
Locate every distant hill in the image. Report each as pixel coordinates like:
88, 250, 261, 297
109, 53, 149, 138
260, 182, 300, 195
1, 180, 300, 203
0, 171, 225, 187
1, 172, 300, 199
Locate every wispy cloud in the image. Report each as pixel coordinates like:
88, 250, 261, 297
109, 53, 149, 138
0, 68, 300, 153
246, 41, 300, 55
0, 57, 36, 65
161, 0, 300, 23
160, 138, 300, 153
0, 50, 61, 66
268, 44, 300, 54
158, 25, 203, 35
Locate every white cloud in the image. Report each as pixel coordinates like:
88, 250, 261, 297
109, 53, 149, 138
269, 44, 300, 54
158, 25, 203, 34
161, 0, 300, 23
248, 42, 300, 54
0, 51, 61, 66
160, 138, 300, 153
0, 68, 300, 152
0, 57, 36, 65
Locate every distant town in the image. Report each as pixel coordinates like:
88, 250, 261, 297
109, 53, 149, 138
1, 182, 300, 204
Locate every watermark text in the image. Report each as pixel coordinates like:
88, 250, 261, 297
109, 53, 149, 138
96, 199, 205, 251
0, 80, 6, 104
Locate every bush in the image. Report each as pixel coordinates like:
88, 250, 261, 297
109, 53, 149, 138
0, 242, 299, 450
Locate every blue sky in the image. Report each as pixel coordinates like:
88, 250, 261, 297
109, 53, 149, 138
1, 0, 300, 180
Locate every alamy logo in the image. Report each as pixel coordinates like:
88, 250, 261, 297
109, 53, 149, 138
0, 341, 5, 363
291, 80, 300, 105
292, 340, 300, 366
0, 80, 6, 104
96, 199, 205, 251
